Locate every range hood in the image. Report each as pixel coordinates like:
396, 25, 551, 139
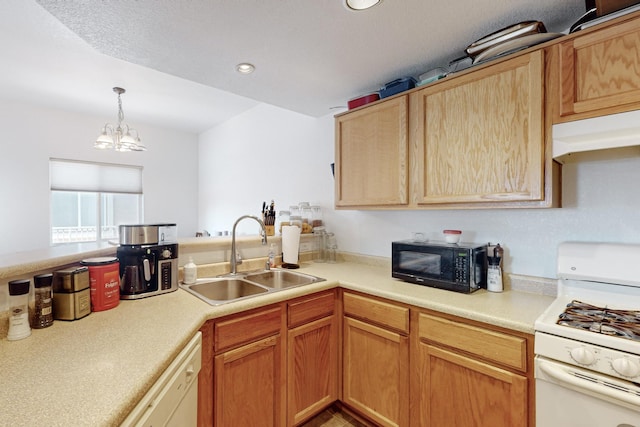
553, 109, 640, 163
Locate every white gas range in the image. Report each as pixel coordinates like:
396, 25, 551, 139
534, 242, 640, 427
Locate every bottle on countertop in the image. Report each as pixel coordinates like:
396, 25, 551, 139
7, 279, 32, 341
487, 244, 504, 292
268, 243, 277, 268
33, 273, 54, 329
184, 257, 197, 284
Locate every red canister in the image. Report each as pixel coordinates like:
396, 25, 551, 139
81, 257, 120, 311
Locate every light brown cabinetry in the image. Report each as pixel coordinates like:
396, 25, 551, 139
335, 96, 409, 207
409, 51, 546, 205
342, 292, 410, 427
198, 321, 214, 427
413, 312, 533, 427
287, 290, 338, 426
213, 305, 285, 427
335, 49, 559, 209
557, 15, 640, 122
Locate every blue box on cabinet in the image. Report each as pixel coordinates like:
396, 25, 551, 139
379, 77, 417, 99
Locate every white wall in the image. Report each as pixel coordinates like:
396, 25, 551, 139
199, 104, 335, 235
198, 104, 640, 279
0, 100, 199, 255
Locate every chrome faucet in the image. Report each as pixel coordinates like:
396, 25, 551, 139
230, 215, 267, 275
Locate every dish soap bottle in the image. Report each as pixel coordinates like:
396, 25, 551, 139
184, 257, 197, 284
268, 243, 277, 269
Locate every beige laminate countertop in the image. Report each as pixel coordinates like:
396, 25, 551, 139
0, 259, 554, 426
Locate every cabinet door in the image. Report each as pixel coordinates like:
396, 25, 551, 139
417, 343, 527, 427
558, 17, 640, 121
410, 51, 544, 204
343, 316, 409, 427
335, 97, 409, 207
287, 315, 338, 426
214, 335, 283, 427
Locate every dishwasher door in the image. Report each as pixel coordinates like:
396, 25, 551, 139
535, 356, 640, 427
122, 331, 202, 427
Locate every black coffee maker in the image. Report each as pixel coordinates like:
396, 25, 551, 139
117, 224, 179, 299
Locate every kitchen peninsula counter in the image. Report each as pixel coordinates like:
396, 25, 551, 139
0, 257, 554, 426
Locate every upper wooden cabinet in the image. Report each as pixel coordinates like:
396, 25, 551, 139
557, 15, 640, 122
409, 50, 545, 205
335, 48, 560, 209
335, 96, 409, 207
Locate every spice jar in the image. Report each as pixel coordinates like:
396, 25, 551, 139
33, 273, 54, 329
311, 205, 323, 229
299, 202, 313, 234
7, 279, 31, 341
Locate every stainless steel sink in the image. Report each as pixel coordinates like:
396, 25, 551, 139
244, 269, 324, 289
181, 269, 325, 306
181, 278, 268, 305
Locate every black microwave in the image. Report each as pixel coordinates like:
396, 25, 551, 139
392, 240, 487, 293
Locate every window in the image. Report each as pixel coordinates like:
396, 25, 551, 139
50, 159, 143, 244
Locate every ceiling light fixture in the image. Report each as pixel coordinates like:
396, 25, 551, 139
236, 63, 255, 74
344, 0, 381, 11
95, 87, 146, 152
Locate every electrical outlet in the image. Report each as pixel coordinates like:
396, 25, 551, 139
299, 242, 313, 253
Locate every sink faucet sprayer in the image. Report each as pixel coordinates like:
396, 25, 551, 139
230, 215, 267, 275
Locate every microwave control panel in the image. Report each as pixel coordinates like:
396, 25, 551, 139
454, 253, 469, 283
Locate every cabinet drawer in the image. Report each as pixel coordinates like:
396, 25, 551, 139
343, 292, 409, 334
419, 313, 527, 371
215, 306, 281, 352
288, 290, 335, 329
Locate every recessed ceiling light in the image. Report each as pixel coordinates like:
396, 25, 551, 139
344, 0, 381, 11
236, 63, 255, 74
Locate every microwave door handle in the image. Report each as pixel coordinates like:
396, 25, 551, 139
538, 358, 640, 409
143, 258, 152, 282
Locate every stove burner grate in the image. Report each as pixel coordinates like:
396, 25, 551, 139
557, 300, 640, 342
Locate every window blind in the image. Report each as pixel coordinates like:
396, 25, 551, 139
50, 158, 143, 194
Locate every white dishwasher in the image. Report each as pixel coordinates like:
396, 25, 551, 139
121, 331, 202, 427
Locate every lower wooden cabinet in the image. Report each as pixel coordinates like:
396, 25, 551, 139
413, 312, 533, 427
198, 291, 338, 427
342, 292, 410, 427
215, 334, 283, 426
211, 305, 285, 427
416, 343, 527, 427
287, 291, 338, 426
197, 290, 534, 427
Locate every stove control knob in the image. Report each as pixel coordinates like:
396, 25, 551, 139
162, 249, 171, 259
612, 358, 640, 378
570, 347, 596, 366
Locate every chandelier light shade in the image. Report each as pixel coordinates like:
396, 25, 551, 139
344, 0, 381, 10
95, 87, 146, 152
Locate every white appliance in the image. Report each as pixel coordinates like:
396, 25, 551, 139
121, 331, 202, 427
534, 242, 640, 427
552, 110, 640, 163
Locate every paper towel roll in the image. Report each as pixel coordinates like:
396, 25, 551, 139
282, 226, 301, 264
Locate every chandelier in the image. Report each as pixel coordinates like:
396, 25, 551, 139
95, 87, 146, 152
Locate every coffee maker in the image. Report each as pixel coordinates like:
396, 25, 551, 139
117, 224, 179, 299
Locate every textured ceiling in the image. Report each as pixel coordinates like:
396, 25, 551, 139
3, 0, 587, 132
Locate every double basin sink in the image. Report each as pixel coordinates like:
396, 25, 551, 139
180, 269, 325, 305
